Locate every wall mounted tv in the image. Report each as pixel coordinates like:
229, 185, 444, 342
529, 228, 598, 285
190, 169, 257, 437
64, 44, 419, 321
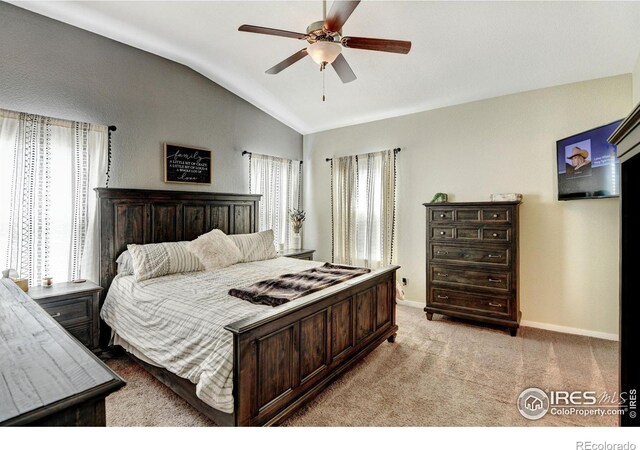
556, 119, 623, 200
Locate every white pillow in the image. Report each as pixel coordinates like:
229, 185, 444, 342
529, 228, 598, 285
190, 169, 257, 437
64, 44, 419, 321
116, 250, 134, 275
228, 230, 277, 263
186, 229, 243, 271
128, 241, 203, 282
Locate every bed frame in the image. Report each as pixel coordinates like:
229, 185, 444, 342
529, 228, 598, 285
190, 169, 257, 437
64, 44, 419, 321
97, 188, 398, 426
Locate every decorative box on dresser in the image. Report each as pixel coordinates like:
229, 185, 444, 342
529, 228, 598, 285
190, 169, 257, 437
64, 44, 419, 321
28, 281, 102, 353
423, 201, 521, 336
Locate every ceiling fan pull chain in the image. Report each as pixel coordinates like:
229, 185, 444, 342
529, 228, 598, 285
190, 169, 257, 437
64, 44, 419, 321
322, 65, 326, 102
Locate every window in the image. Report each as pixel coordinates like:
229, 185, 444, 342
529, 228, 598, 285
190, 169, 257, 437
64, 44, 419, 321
248, 153, 302, 248
331, 149, 397, 268
0, 109, 107, 286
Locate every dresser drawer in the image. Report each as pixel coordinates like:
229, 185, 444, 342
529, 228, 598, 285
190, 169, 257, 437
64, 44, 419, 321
431, 209, 454, 221
430, 266, 511, 292
431, 226, 455, 239
431, 226, 513, 243
66, 322, 93, 348
482, 208, 511, 223
430, 244, 510, 266
454, 208, 481, 222
430, 288, 511, 317
482, 227, 511, 242
39, 296, 92, 325
455, 226, 481, 240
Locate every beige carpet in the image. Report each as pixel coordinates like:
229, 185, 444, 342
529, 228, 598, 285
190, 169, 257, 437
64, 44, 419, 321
104, 304, 618, 426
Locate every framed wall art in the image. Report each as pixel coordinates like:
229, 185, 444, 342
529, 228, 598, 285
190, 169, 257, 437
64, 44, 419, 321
163, 143, 212, 185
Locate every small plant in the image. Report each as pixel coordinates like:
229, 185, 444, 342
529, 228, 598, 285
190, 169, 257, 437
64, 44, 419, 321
289, 208, 306, 233
430, 192, 448, 203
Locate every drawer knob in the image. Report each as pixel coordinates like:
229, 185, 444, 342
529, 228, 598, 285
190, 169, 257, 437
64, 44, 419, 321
51, 312, 61, 318
436, 272, 449, 277
437, 295, 449, 300
487, 254, 501, 258
440, 231, 446, 235
492, 214, 499, 218
492, 233, 499, 237
436, 250, 448, 255
488, 278, 502, 283
439, 213, 446, 218
489, 302, 502, 307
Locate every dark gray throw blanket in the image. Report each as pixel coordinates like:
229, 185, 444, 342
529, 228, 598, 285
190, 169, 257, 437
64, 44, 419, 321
228, 262, 371, 307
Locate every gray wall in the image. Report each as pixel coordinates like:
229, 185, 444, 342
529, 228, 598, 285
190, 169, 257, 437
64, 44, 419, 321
0, 2, 302, 192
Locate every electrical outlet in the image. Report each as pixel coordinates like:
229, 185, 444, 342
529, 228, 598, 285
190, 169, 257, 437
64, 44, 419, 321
402, 277, 408, 286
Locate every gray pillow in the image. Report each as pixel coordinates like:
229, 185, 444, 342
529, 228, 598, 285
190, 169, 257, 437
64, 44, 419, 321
128, 241, 203, 282
228, 230, 277, 263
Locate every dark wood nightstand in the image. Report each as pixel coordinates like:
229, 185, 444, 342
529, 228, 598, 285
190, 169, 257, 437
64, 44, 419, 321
28, 281, 102, 353
280, 248, 316, 260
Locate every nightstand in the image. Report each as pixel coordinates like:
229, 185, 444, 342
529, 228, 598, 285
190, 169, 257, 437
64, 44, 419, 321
28, 281, 102, 353
280, 248, 316, 260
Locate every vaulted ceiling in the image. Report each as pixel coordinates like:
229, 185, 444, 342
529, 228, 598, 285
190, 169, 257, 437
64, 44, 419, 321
11, 1, 640, 134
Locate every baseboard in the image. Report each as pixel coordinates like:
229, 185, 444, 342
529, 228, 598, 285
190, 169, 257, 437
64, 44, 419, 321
399, 300, 619, 341
398, 299, 424, 309
519, 320, 619, 341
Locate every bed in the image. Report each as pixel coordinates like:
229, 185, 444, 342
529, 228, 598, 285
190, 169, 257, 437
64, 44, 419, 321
97, 188, 399, 426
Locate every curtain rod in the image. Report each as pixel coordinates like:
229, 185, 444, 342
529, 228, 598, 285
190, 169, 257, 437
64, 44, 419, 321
325, 147, 401, 162
242, 150, 303, 164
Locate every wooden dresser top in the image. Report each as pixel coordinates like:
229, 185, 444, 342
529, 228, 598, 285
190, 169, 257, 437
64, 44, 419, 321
0, 279, 124, 426
28, 280, 102, 301
422, 201, 521, 207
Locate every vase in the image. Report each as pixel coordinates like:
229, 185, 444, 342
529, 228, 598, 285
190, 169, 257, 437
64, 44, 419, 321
291, 232, 301, 250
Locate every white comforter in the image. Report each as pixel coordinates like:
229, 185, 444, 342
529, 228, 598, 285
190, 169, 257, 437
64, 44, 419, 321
101, 257, 323, 414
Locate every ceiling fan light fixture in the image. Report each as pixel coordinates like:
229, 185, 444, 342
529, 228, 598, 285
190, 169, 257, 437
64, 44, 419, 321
307, 41, 342, 65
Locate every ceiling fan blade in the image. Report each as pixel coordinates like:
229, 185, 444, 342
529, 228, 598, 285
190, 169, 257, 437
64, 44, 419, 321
266, 49, 308, 74
331, 53, 357, 83
238, 24, 308, 40
341, 36, 412, 54
324, 1, 360, 32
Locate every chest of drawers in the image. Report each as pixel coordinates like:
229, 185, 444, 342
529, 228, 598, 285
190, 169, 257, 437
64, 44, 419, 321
423, 201, 521, 336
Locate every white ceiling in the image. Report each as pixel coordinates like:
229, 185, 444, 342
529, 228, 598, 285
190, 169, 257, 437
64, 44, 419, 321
11, 1, 640, 135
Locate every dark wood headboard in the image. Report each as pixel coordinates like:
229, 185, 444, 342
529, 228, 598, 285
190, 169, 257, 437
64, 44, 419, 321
95, 188, 261, 320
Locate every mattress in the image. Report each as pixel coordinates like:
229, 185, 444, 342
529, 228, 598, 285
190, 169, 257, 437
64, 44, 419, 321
100, 256, 324, 414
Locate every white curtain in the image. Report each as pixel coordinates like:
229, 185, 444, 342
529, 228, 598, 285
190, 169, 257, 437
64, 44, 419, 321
0, 108, 107, 286
331, 156, 357, 265
249, 153, 302, 248
331, 149, 397, 269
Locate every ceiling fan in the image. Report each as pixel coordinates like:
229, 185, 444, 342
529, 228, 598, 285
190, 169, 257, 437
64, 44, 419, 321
238, 0, 411, 93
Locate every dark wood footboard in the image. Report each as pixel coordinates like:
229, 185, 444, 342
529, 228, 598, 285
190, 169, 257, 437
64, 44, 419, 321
225, 266, 399, 426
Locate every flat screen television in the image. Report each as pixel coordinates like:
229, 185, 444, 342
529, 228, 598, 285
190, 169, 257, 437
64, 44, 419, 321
556, 119, 623, 200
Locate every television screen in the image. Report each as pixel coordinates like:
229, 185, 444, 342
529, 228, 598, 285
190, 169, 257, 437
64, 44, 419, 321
556, 119, 623, 200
